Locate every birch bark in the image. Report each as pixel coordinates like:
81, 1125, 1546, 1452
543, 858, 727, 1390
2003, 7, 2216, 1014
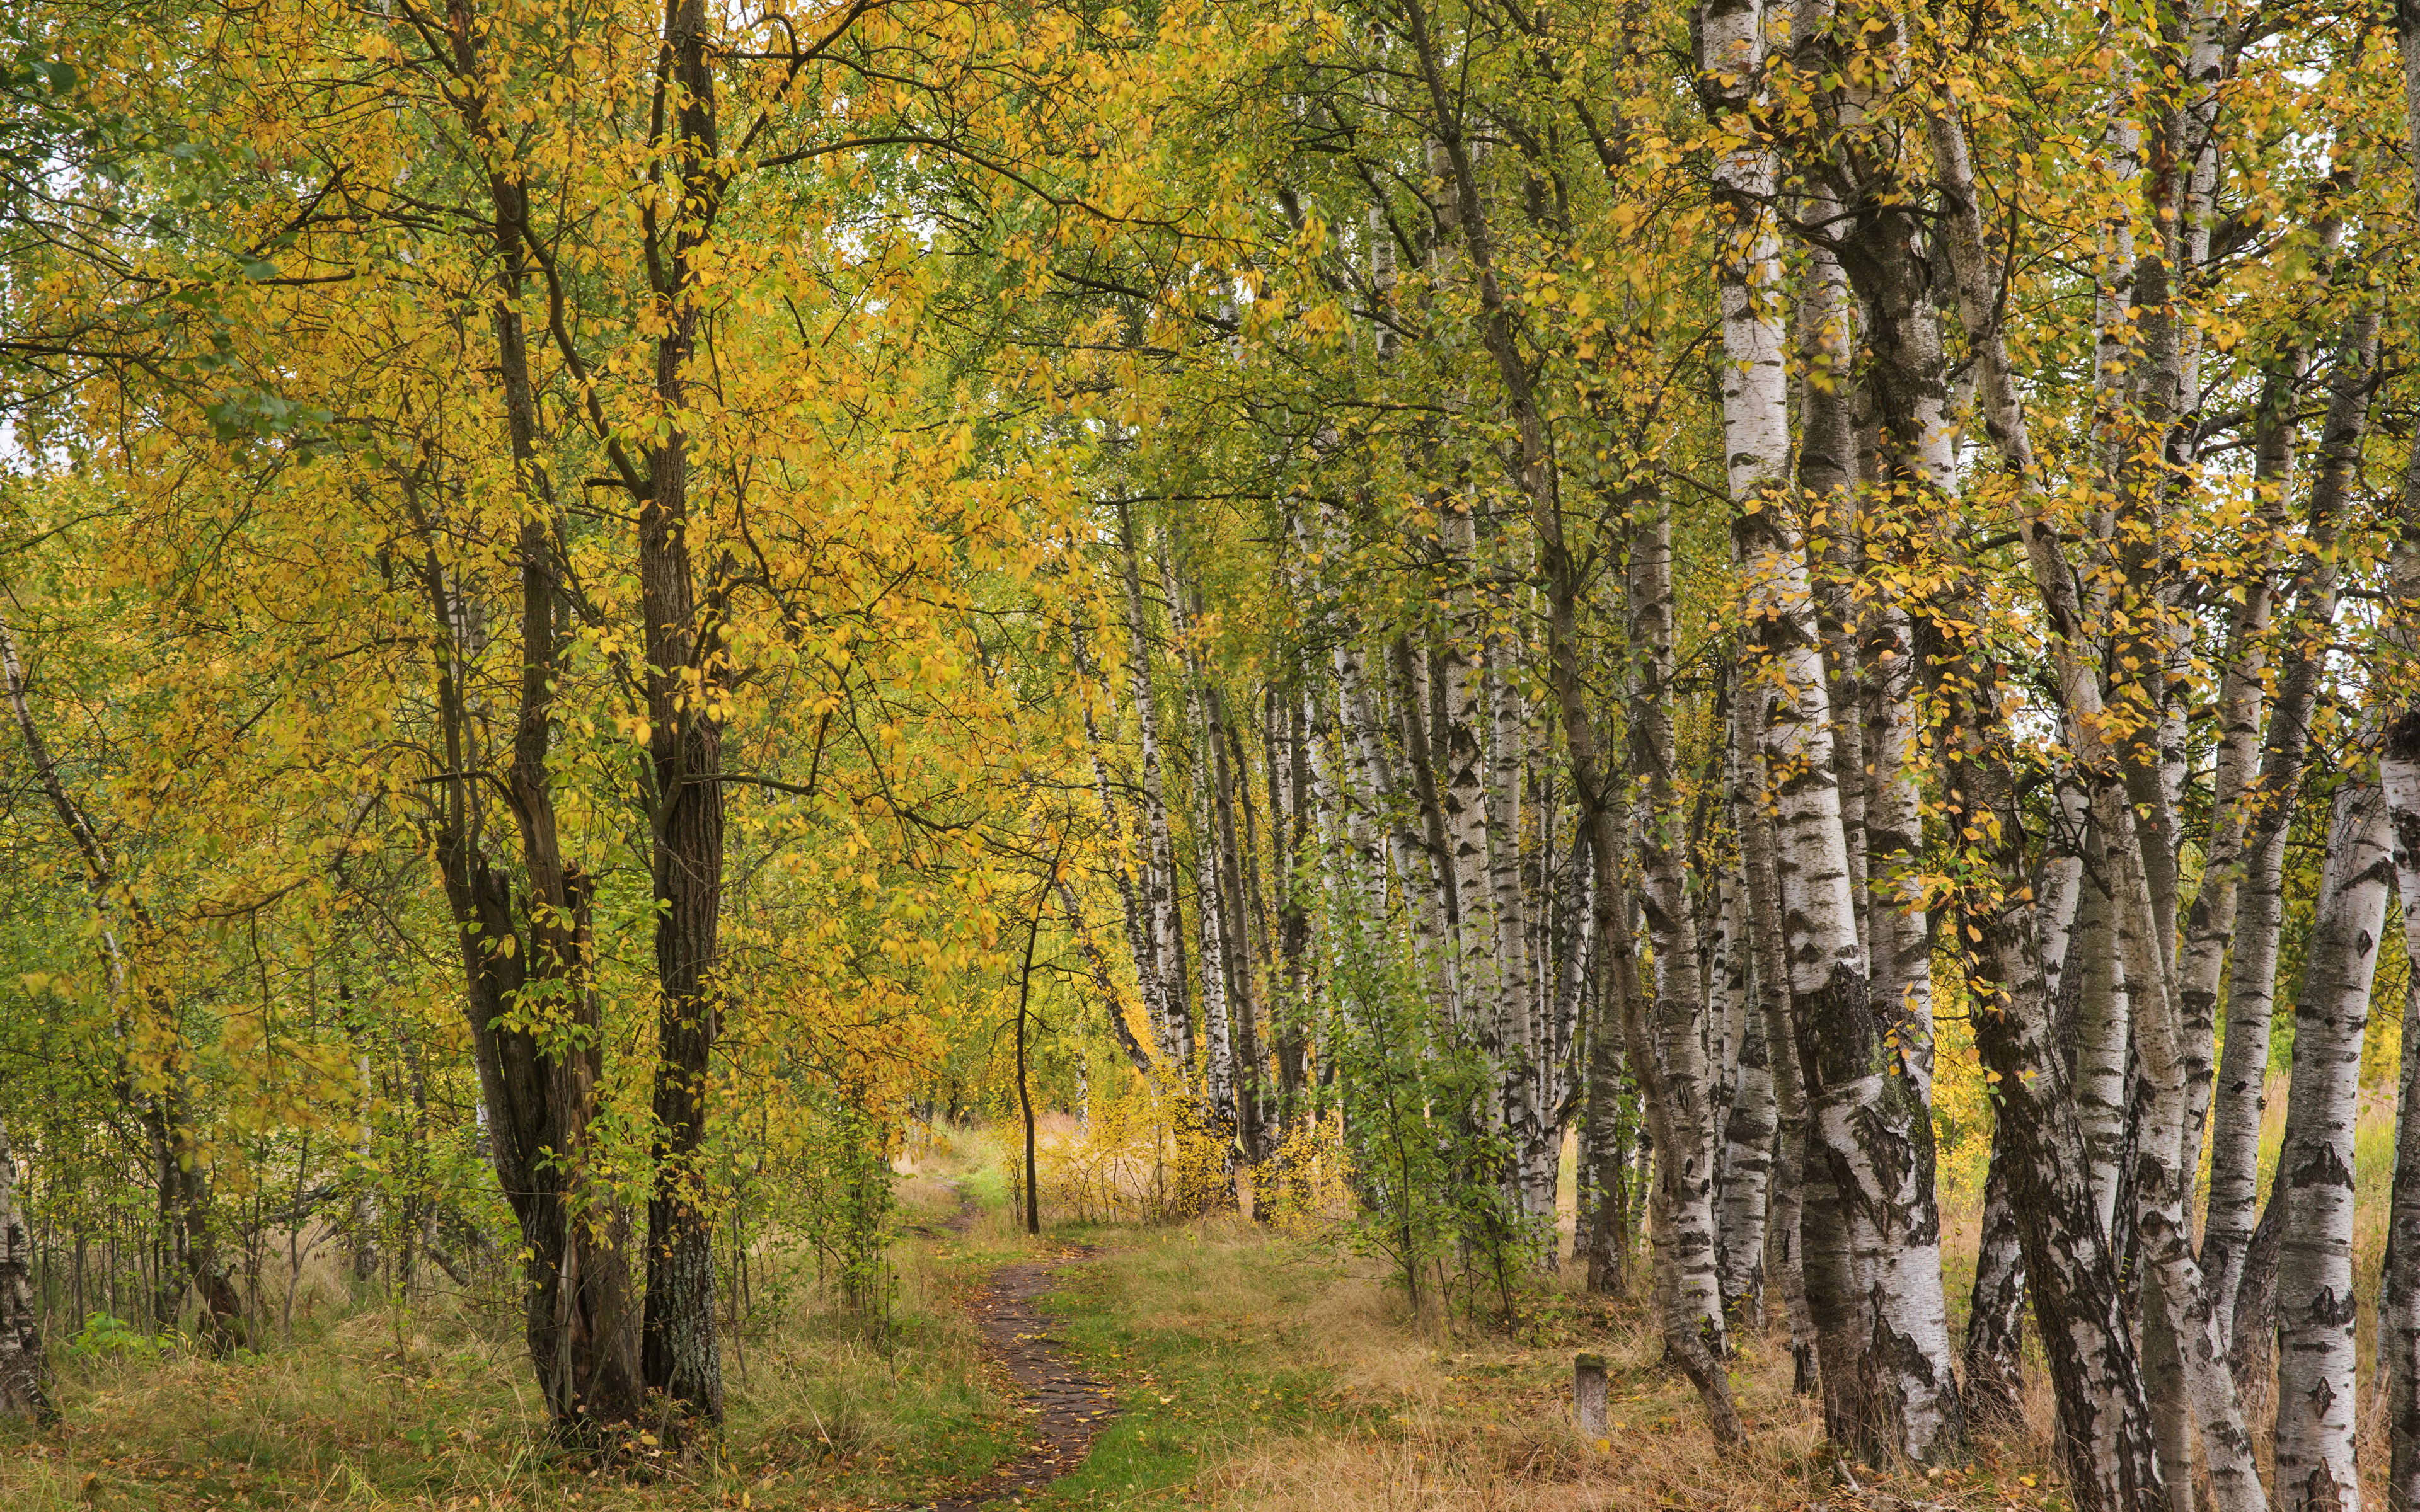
2269, 777, 2392, 1512
2208, 308, 2374, 1341
1963, 1123, 2028, 1427
1118, 502, 1193, 1073
1628, 484, 1724, 1358
1737, 690, 1816, 1392
0, 1116, 49, 1423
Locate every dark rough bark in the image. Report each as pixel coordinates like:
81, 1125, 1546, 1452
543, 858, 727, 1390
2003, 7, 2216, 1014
635, 0, 730, 1425
1963, 1117, 2027, 1429
1911, 609, 2160, 1512
437, 828, 645, 1434
1577, 937, 1632, 1297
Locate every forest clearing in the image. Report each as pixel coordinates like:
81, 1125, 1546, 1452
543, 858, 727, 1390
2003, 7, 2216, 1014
7, 0, 2420, 1509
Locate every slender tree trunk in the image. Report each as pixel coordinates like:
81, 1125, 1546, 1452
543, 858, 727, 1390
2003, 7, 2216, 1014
1487, 647, 1544, 1240
2209, 307, 2373, 1345
1737, 679, 1815, 1390
1577, 931, 1632, 1297
2382, 953, 2420, 1512
2269, 776, 2392, 1512
2070, 813, 2131, 1236
2109, 798, 2269, 1512
0, 1117, 52, 1423
1713, 691, 1770, 1332
1628, 485, 1725, 1360
1071, 618, 1165, 1075
1120, 503, 1193, 1074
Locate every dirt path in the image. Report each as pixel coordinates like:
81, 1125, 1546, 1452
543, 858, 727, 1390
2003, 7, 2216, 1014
923, 1195, 1119, 1511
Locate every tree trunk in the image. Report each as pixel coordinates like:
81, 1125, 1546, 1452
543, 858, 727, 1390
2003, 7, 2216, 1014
1715, 877, 1777, 1336
2208, 306, 2372, 1343
2382, 954, 2420, 1512
2269, 776, 2392, 1512
637, 8, 731, 1427
1964, 1120, 2027, 1428
1628, 484, 1724, 1360
2068, 811, 2131, 1238
1120, 502, 1194, 1074
1737, 679, 1816, 1391
1577, 932, 1632, 1297
1910, 597, 2161, 1511
0, 1117, 52, 1423
2108, 797, 2268, 1512
2383, 25, 2420, 1508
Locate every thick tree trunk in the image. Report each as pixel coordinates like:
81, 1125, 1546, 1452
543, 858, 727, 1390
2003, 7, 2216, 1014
637, 3, 730, 1414
1780, 193, 1962, 1470
1964, 1120, 2027, 1428
1910, 595, 2160, 1509
2269, 777, 2392, 1512
404, 254, 645, 1433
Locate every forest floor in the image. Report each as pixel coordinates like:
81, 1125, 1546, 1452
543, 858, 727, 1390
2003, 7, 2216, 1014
0, 1128, 2081, 1512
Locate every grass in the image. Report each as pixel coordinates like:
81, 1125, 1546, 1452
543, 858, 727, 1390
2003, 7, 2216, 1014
0, 1126, 1038, 1512
1013, 1212, 2086, 1512
7, 1108, 2407, 1511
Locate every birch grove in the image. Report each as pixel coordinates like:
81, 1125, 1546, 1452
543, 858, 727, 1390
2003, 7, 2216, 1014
4, 0, 2420, 1503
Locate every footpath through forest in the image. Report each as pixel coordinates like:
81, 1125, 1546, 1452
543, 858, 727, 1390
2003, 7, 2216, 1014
924, 1191, 1119, 1510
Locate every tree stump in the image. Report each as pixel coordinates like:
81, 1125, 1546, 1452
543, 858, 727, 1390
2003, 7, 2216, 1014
1574, 1351, 1610, 1441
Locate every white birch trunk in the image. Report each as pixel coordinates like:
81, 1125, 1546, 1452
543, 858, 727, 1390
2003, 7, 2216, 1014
2270, 777, 2392, 1512
2069, 817, 2132, 1239
2210, 307, 2373, 1339
1119, 506, 1192, 1073
2107, 796, 2268, 1512
1630, 484, 1724, 1358
1487, 644, 1543, 1226
0, 1117, 50, 1422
